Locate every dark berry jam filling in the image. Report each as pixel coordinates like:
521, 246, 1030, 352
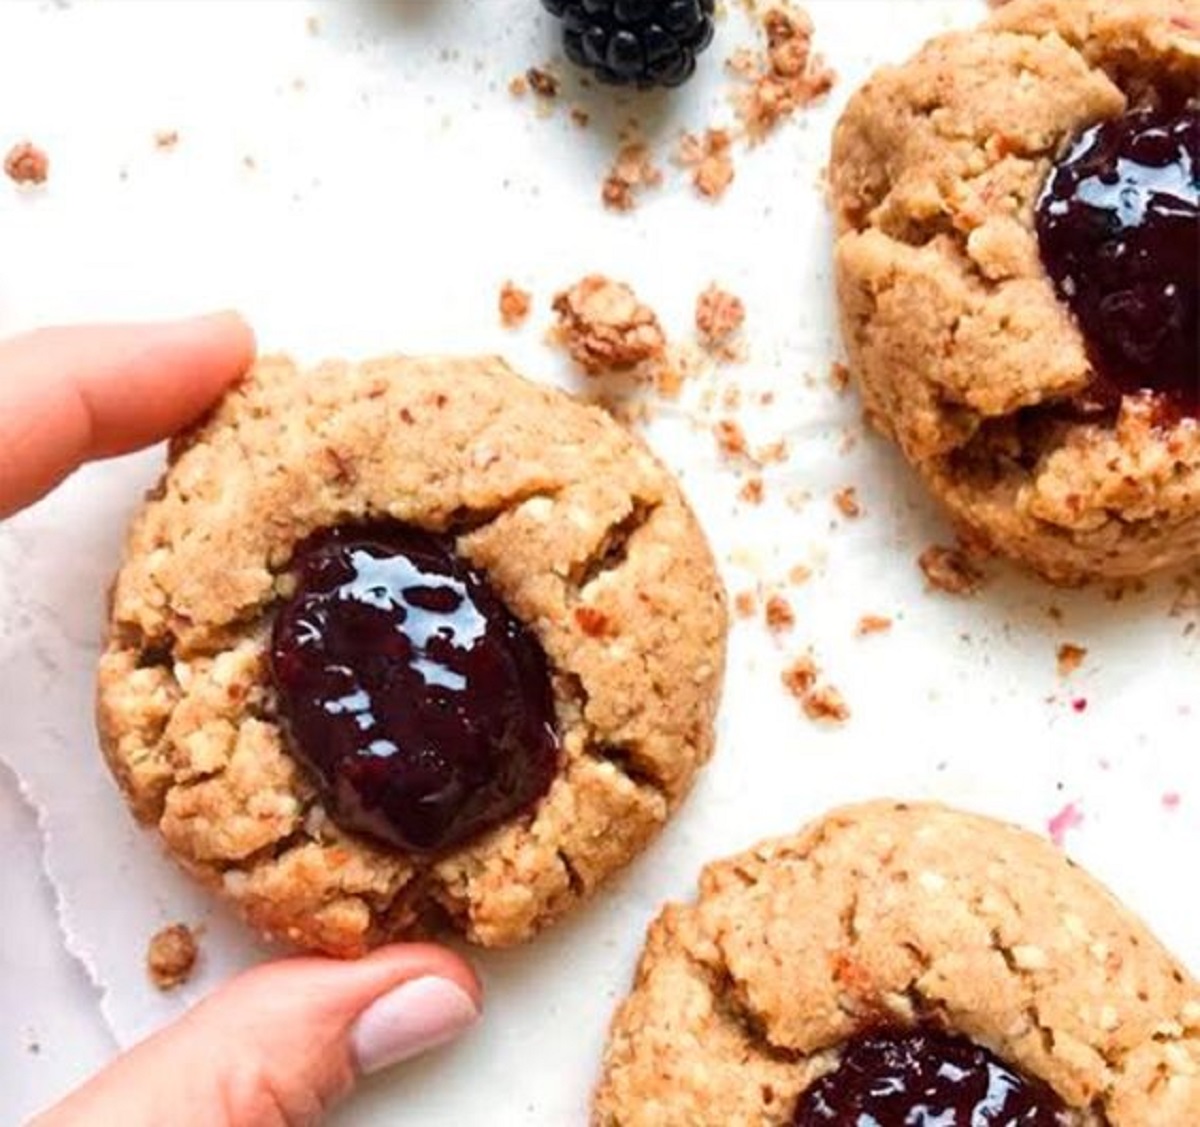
792, 1028, 1070, 1126
270, 523, 559, 854
1036, 106, 1198, 417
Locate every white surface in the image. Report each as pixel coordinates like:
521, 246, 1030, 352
1, 1, 1197, 1123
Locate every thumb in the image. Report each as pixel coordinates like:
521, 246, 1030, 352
32, 944, 482, 1127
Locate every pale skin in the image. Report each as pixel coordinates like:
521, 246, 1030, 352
3, 313, 483, 1126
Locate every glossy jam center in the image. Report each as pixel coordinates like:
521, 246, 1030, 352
792, 1029, 1070, 1126
1036, 106, 1199, 416
270, 523, 559, 853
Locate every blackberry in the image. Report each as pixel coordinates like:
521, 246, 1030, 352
541, 0, 716, 89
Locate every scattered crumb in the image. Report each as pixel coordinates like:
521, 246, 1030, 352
856, 614, 892, 637
305, 13, 321, 35
830, 361, 851, 394
498, 280, 532, 329
676, 128, 735, 200
551, 275, 666, 375
147, 923, 199, 991
734, 590, 758, 619
755, 440, 789, 465
1056, 643, 1087, 678
509, 74, 529, 97
695, 284, 746, 354
765, 593, 795, 632
781, 654, 818, 697
154, 129, 180, 150
653, 342, 702, 398
570, 106, 590, 128
731, 3, 835, 144
526, 66, 560, 98
602, 141, 663, 212
1046, 802, 1083, 848
833, 486, 861, 519
788, 564, 812, 585
4, 141, 48, 186
918, 545, 983, 596
739, 476, 765, 505
713, 418, 749, 460
803, 684, 850, 725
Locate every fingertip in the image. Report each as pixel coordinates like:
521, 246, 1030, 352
361, 943, 484, 1011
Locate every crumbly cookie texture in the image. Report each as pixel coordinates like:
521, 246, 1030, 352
831, 0, 1200, 582
98, 355, 727, 956
594, 801, 1200, 1126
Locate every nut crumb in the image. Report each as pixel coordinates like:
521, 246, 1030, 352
498, 281, 532, 329
509, 74, 529, 97
154, 130, 180, 150
551, 276, 666, 376
781, 654, 818, 697
570, 106, 590, 128
919, 545, 983, 596
602, 142, 663, 212
830, 362, 851, 393
765, 593, 795, 632
4, 141, 48, 185
788, 564, 812, 585
695, 284, 746, 353
833, 486, 861, 519
856, 614, 892, 636
803, 684, 849, 724
676, 129, 735, 200
526, 66, 560, 98
1056, 643, 1087, 677
739, 476, 765, 505
147, 923, 199, 991
714, 418, 749, 460
731, 3, 835, 144
734, 590, 758, 619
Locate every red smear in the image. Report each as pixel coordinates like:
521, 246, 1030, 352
1071, 698, 1088, 713
1163, 792, 1182, 811
1047, 802, 1084, 847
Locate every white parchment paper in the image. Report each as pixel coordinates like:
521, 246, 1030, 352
1, 2, 1198, 1123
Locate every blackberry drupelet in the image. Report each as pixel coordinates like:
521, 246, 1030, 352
541, 0, 715, 89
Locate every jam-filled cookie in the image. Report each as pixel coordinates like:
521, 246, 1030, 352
832, 0, 1199, 582
594, 801, 1200, 1125
97, 355, 727, 955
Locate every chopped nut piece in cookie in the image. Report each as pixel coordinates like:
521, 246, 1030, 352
833, 486, 861, 518
147, 923, 199, 991
4, 141, 48, 186
676, 129, 735, 200
551, 275, 666, 376
856, 614, 892, 636
498, 281, 532, 329
695, 284, 746, 352
919, 545, 984, 596
731, 3, 835, 144
602, 142, 663, 212
1056, 643, 1087, 677
764, 593, 795, 632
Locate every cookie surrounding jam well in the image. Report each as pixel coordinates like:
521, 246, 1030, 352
270, 523, 559, 853
792, 1028, 1070, 1126
1036, 106, 1199, 416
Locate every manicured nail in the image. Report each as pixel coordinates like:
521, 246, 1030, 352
350, 976, 481, 1075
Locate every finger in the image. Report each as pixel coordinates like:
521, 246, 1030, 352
32, 944, 482, 1127
0, 312, 255, 518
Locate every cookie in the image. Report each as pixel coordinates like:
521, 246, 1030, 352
832, 0, 1200, 583
97, 355, 727, 956
594, 801, 1200, 1125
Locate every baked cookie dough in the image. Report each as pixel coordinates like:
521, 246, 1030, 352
594, 801, 1200, 1125
97, 355, 727, 956
832, 0, 1200, 582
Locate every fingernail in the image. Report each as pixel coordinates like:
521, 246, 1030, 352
350, 976, 481, 1075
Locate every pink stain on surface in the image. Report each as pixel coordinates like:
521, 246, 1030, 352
1163, 792, 1182, 811
1047, 802, 1084, 847
1071, 698, 1088, 713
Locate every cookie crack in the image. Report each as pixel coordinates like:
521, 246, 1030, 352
571, 498, 661, 593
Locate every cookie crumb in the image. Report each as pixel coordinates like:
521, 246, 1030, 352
788, 564, 812, 585
676, 129, 735, 200
1056, 643, 1087, 677
856, 614, 892, 636
734, 590, 758, 619
713, 418, 749, 460
731, 3, 835, 144
833, 486, 861, 519
498, 281, 532, 329
154, 130, 180, 150
526, 66, 560, 98
570, 106, 590, 128
305, 14, 321, 35
918, 545, 983, 596
551, 275, 666, 375
695, 284, 746, 352
147, 923, 199, 991
765, 593, 795, 632
739, 475, 765, 505
4, 141, 48, 186
509, 74, 529, 97
781, 654, 818, 697
602, 142, 663, 212
830, 361, 851, 394
803, 684, 849, 725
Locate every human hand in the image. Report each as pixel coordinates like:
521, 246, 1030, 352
3, 314, 482, 1126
